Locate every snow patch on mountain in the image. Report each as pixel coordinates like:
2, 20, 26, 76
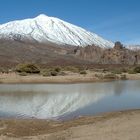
0, 14, 114, 48
126, 45, 140, 50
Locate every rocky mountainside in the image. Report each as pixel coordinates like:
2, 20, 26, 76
0, 39, 139, 68
74, 42, 140, 65
0, 15, 140, 67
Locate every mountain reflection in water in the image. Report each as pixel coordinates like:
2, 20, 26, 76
0, 80, 139, 120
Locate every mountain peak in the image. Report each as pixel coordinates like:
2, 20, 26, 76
35, 14, 49, 19
0, 15, 114, 48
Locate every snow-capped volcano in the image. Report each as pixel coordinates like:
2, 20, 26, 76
0, 14, 114, 48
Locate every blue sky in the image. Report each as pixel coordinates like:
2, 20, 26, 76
0, 0, 140, 44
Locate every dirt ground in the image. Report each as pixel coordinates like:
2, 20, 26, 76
0, 110, 140, 140
0, 72, 140, 84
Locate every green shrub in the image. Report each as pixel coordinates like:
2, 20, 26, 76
0, 68, 8, 73
111, 69, 122, 74
133, 66, 140, 73
128, 69, 137, 74
103, 73, 118, 80
50, 71, 58, 76
59, 72, 67, 76
19, 72, 28, 76
42, 71, 51, 77
95, 74, 104, 79
77, 66, 88, 71
120, 68, 127, 73
54, 67, 61, 72
80, 70, 87, 75
102, 69, 109, 73
63, 66, 79, 73
41, 68, 61, 77
16, 63, 40, 74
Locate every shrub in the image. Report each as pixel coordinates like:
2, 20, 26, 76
78, 66, 88, 71
54, 67, 61, 72
80, 70, 87, 75
128, 69, 137, 74
19, 72, 28, 76
63, 66, 79, 73
0, 68, 9, 73
111, 69, 122, 74
103, 73, 118, 80
50, 71, 58, 76
133, 66, 140, 73
95, 74, 104, 79
121, 68, 127, 73
102, 69, 109, 73
41, 68, 62, 77
59, 72, 67, 76
16, 63, 40, 74
42, 71, 51, 77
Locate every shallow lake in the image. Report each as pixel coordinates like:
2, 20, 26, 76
0, 80, 140, 120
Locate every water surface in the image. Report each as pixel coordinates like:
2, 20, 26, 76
0, 80, 140, 120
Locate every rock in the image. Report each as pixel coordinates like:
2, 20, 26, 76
114, 41, 124, 50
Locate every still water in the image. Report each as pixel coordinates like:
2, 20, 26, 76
0, 80, 140, 120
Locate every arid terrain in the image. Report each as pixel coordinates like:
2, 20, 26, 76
0, 39, 140, 69
0, 70, 140, 84
0, 110, 139, 140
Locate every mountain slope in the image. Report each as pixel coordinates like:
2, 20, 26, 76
0, 14, 114, 48
126, 45, 140, 50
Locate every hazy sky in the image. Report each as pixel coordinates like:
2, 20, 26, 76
0, 0, 140, 44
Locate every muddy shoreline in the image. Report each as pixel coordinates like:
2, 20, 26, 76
0, 110, 139, 139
